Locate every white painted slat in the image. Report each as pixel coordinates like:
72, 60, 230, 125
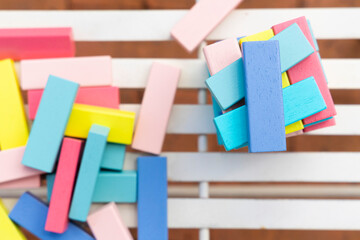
0, 9, 359, 41
324, 59, 360, 89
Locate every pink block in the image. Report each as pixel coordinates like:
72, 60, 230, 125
272, 17, 336, 125
87, 202, 133, 240
0, 28, 74, 60
132, 62, 180, 155
304, 118, 336, 133
203, 38, 242, 75
20, 56, 113, 90
45, 138, 83, 233
27, 87, 120, 120
171, 0, 243, 52
0, 176, 41, 189
0, 147, 44, 184
286, 130, 303, 138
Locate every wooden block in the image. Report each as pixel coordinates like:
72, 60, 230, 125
87, 202, 133, 240
28, 86, 119, 120
65, 104, 135, 145
0, 28, 74, 60
0, 59, 29, 150
304, 117, 336, 133
307, 20, 320, 52
45, 138, 83, 233
243, 41, 286, 153
212, 97, 223, 145
102, 143, 126, 171
0, 176, 40, 189
171, 0, 243, 52
69, 125, 109, 222
286, 129, 303, 138
0, 199, 26, 240
22, 75, 79, 172
0, 147, 43, 184
304, 117, 333, 128
285, 120, 304, 135
239, 29, 275, 47
138, 156, 167, 240
132, 62, 180, 155
20, 56, 112, 90
9, 192, 94, 240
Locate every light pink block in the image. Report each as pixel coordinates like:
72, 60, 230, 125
20, 56, 113, 90
203, 38, 242, 76
272, 17, 336, 125
87, 202, 133, 240
28, 87, 119, 120
304, 118, 336, 133
45, 138, 83, 233
171, 0, 243, 52
0, 176, 41, 189
132, 62, 180, 155
0, 147, 43, 184
286, 130, 303, 138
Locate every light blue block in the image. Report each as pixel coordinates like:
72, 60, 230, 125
304, 117, 333, 128
270, 23, 314, 72
211, 97, 223, 145
205, 58, 245, 110
22, 75, 78, 172
101, 143, 126, 171
317, 52, 328, 83
69, 124, 109, 222
46, 173, 56, 202
307, 19, 320, 52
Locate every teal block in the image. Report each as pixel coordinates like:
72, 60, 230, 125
46, 173, 56, 202
211, 97, 223, 145
22, 75, 79, 172
69, 124, 109, 222
317, 52, 328, 83
304, 117, 333, 128
307, 19, 320, 52
101, 143, 126, 171
270, 23, 314, 72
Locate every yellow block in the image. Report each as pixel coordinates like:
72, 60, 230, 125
0, 199, 26, 240
239, 29, 275, 46
65, 104, 136, 144
281, 72, 291, 88
0, 59, 29, 150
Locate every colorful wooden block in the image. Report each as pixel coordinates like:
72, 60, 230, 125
138, 156, 168, 240
239, 29, 275, 47
304, 117, 336, 133
171, 0, 243, 52
46, 138, 83, 233
0, 176, 40, 189
285, 120, 304, 135
243, 41, 286, 152
102, 143, 126, 171
0, 59, 29, 150
0, 199, 26, 240
0, 28, 74, 60
20, 56, 112, 90
9, 192, 94, 240
212, 97, 224, 145
69, 125, 109, 222
28, 86, 119, 120
22, 76, 79, 172
87, 202, 133, 240
132, 62, 180, 155
286, 129, 303, 138
307, 20, 320, 52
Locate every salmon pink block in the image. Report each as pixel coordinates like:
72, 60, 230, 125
304, 118, 336, 133
0, 176, 40, 189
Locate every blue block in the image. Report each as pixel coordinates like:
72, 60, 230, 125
205, 58, 245, 110
211, 97, 223, 145
270, 23, 314, 72
242, 41, 286, 152
22, 75, 79, 172
101, 143, 126, 171
69, 124, 109, 222
9, 192, 94, 240
307, 19, 320, 52
138, 156, 167, 240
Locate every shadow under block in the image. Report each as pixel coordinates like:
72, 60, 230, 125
46, 138, 83, 233
87, 202, 133, 240
65, 104, 135, 145
138, 156, 168, 240
22, 75, 79, 172
170, 0, 243, 52
0, 199, 26, 240
20, 56, 112, 90
0, 28, 74, 60
0, 59, 29, 150
101, 143, 126, 171
69, 125, 109, 222
9, 192, 94, 240
0, 176, 40, 189
132, 62, 180, 155
28, 86, 119, 120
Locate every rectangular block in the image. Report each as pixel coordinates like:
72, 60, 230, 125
304, 117, 336, 133
285, 120, 304, 135
20, 56, 112, 90
102, 143, 126, 171
46, 138, 83, 233
65, 104, 135, 145
286, 129, 303, 138
171, 0, 243, 52
22, 75, 79, 172
0, 59, 29, 150
28, 86, 119, 120
132, 62, 180, 155
0, 199, 26, 240
9, 192, 94, 240
138, 156, 168, 240
0, 28, 74, 60
0, 176, 40, 189
239, 29, 275, 47
307, 20, 320, 52
243, 41, 286, 152
212, 97, 224, 145
87, 202, 133, 240
69, 125, 109, 222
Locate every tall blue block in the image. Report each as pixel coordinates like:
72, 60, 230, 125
22, 75, 79, 172
137, 156, 167, 240
101, 143, 126, 171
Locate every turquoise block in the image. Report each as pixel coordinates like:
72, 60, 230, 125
69, 124, 109, 222
101, 143, 126, 171
205, 58, 245, 110
304, 117, 333, 128
307, 19, 320, 52
46, 173, 56, 202
211, 97, 223, 145
22, 75, 79, 172
270, 23, 314, 72
317, 52, 328, 83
